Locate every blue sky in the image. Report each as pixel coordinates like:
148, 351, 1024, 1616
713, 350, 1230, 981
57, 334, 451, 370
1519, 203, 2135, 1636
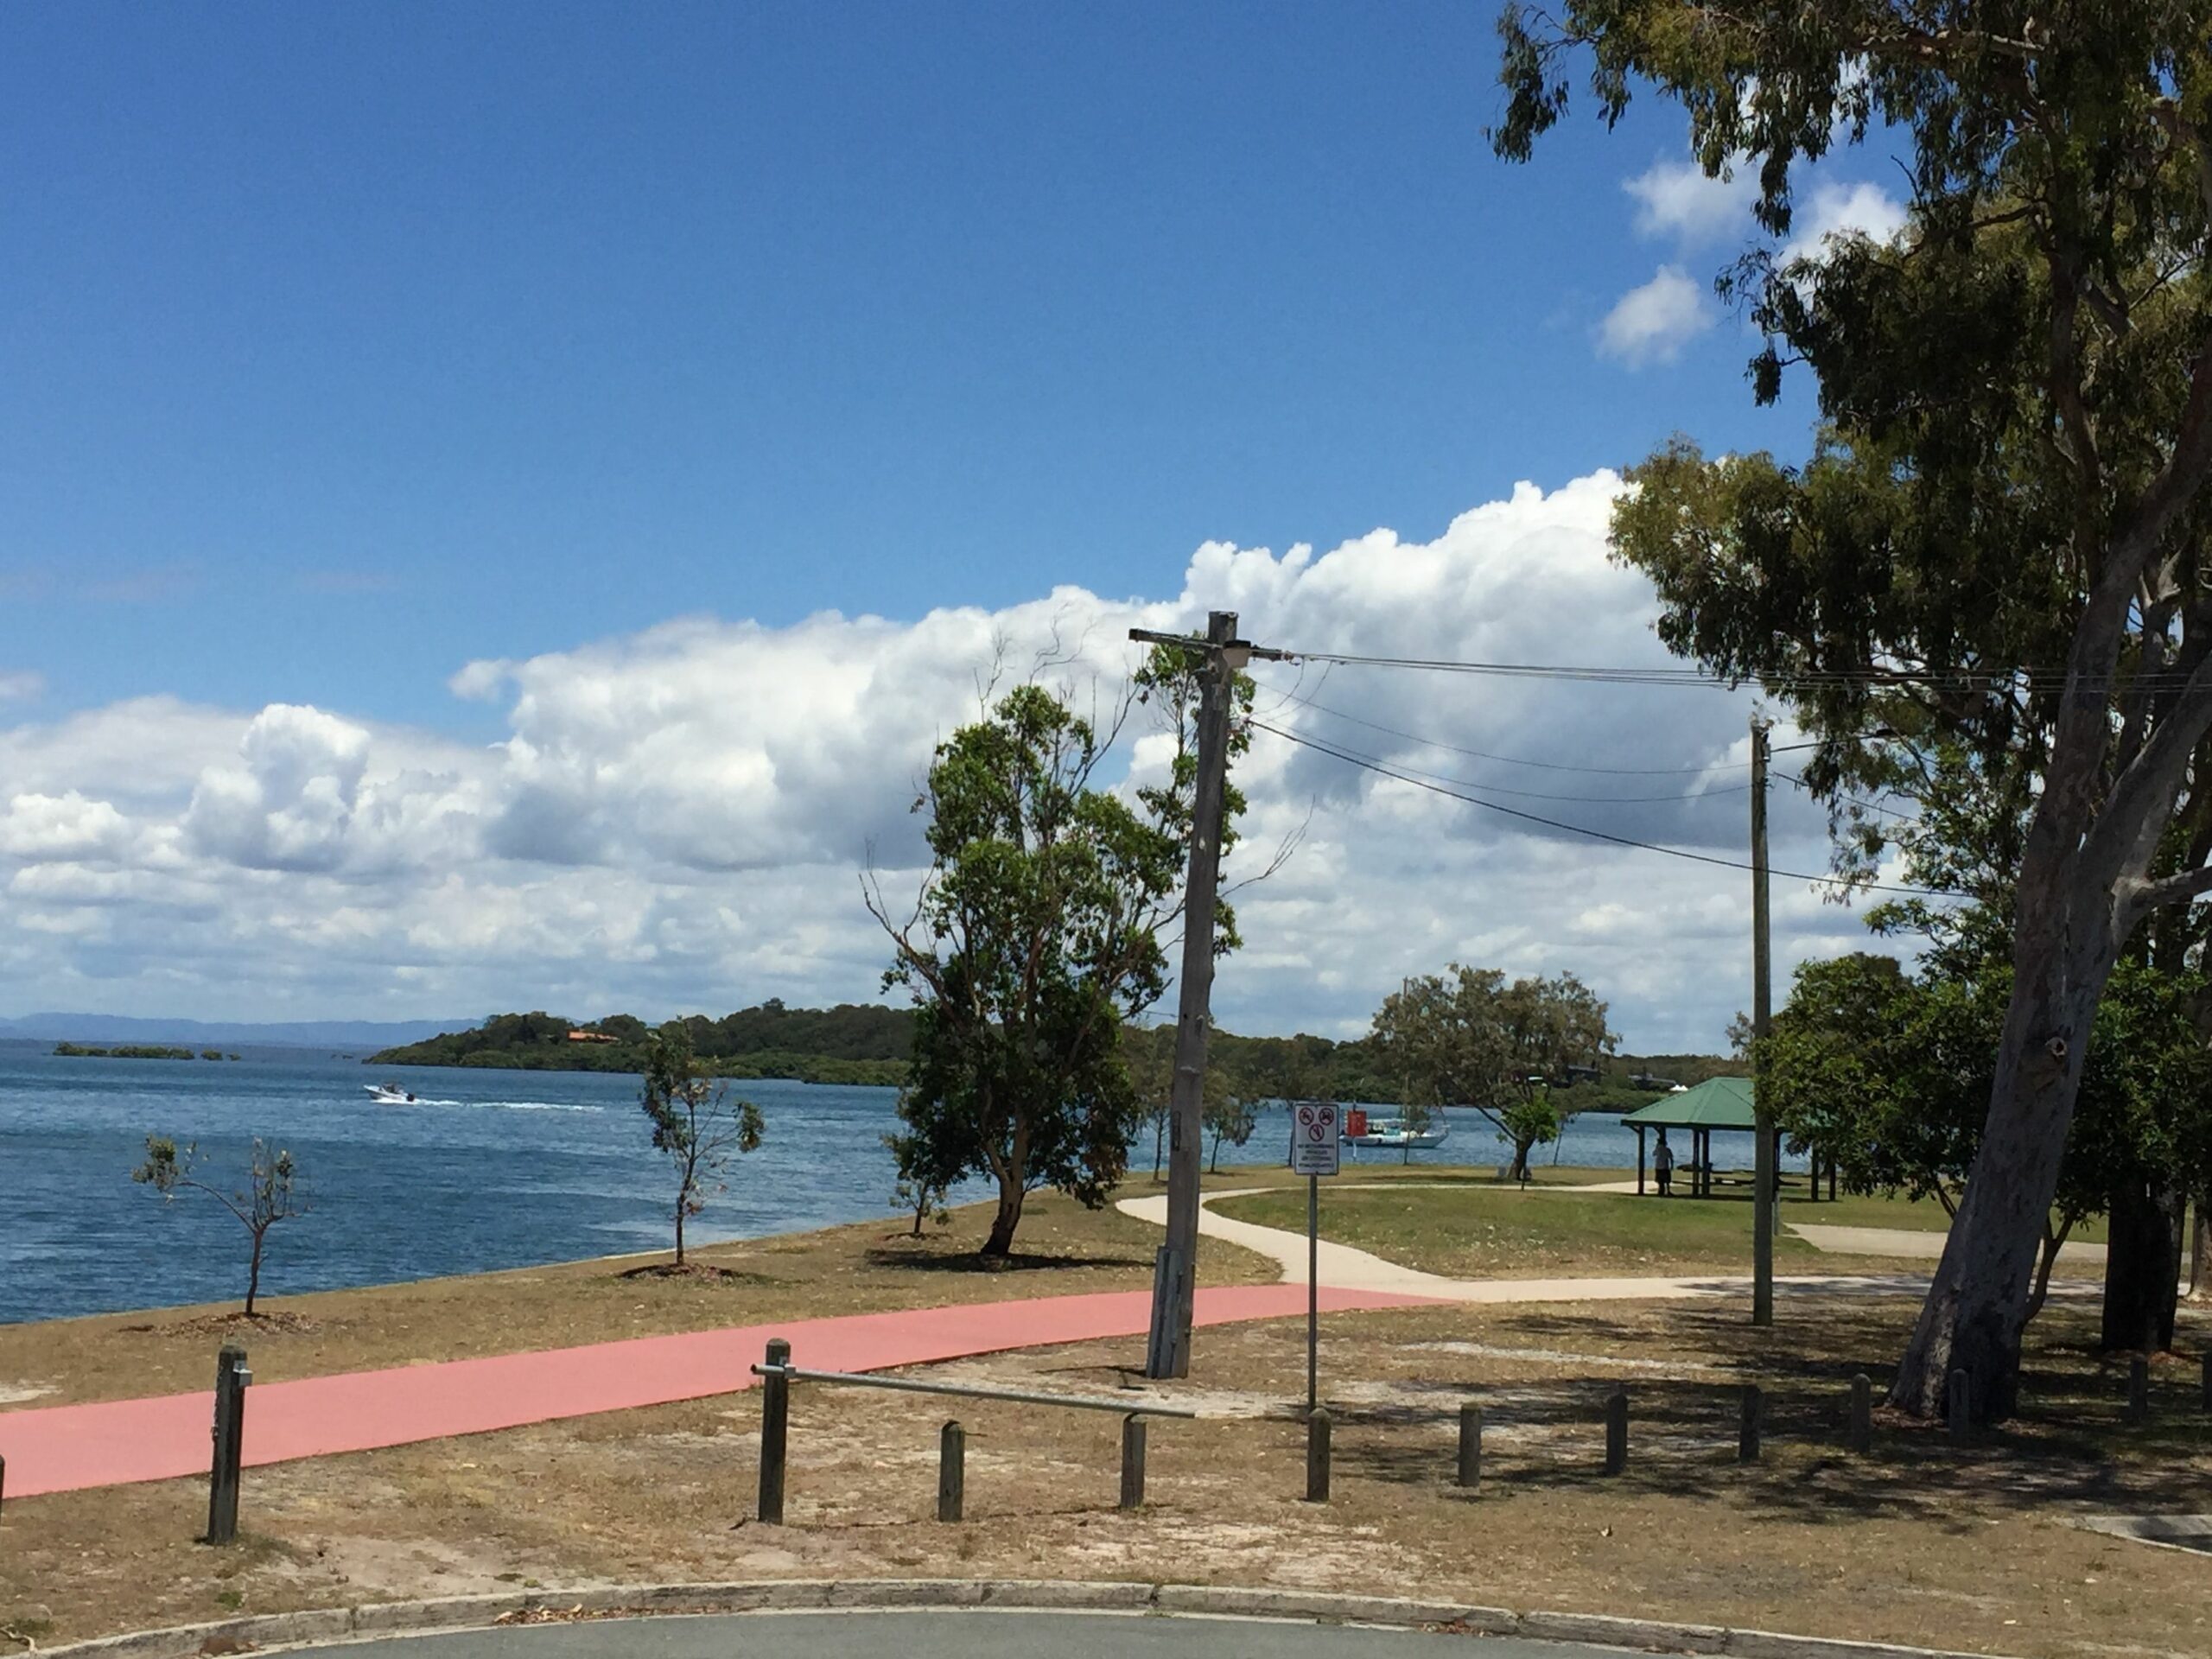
2, 1, 1831, 728
0, 5, 1911, 1040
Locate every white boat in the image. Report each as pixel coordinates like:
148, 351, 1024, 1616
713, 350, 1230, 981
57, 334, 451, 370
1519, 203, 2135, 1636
365, 1083, 419, 1105
1341, 1118, 1449, 1151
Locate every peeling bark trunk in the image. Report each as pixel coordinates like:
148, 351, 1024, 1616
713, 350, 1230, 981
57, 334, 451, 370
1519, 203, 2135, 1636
245, 1228, 266, 1319
982, 1178, 1026, 1256
2101, 1173, 2183, 1352
2190, 1187, 2211, 1302
1891, 938, 2099, 1421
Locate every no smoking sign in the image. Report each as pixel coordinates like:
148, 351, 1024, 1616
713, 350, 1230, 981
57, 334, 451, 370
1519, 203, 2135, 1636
1289, 1102, 1340, 1177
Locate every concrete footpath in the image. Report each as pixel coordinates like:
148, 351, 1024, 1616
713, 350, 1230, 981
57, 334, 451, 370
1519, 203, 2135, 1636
0, 1284, 1432, 1501
1116, 1190, 1931, 1304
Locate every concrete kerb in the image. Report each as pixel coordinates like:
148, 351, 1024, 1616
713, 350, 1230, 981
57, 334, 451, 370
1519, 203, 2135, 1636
37, 1579, 2031, 1659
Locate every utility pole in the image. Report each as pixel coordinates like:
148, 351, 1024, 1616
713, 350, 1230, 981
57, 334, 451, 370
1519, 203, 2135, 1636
1128, 611, 1284, 1379
1750, 715, 1775, 1326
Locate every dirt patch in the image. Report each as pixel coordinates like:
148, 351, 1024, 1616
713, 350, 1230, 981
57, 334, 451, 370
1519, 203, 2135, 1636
6, 1290, 2208, 1658
615, 1262, 770, 1284
114, 1311, 323, 1339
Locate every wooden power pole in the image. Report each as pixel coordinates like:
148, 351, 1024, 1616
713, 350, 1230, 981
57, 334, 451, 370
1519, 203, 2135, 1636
1750, 716, 1776, 1326
1130, 611, 1263, 1379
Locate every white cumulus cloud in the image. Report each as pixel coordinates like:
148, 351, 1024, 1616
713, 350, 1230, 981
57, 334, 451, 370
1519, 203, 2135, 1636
1597, 266, 1714, 367
1623, 156, 1758, 243
0, 474, 1907, 1049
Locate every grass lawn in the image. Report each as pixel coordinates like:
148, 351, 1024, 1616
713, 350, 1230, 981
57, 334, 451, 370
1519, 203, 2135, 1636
1212, 1182, 1840, 1277
1207, 1180, 2107, 1279
0, 1190, 1280, 1411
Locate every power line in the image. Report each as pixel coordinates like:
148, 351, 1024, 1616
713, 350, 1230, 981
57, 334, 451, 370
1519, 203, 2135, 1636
1280, 647, 2209, 696
1316, 741, 1756, 805
1251, 717, 1954, 899
1255, 683, 1756, 776
1776, 769, 1921, 823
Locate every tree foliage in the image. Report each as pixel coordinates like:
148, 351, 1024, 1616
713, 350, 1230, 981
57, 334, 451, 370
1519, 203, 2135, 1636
132, 1135, 305, 1317
874, 657, 1242, 1257
1374, 966, 1615, 1179
640, 1020, 765, 1267
1496, 0, 2212, 1418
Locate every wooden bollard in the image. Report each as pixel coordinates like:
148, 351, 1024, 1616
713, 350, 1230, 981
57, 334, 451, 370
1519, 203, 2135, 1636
2126, 1356, 2151, 1425
1946, 1368, 1972, 1444
1456, 1402, 1482, 1491
1, 1449, 7, 1516
1603, 1387, 1628, 1475
207, 1344, 248, 1545
1119, 1414, 1147, 1510
1738, 1384, 1763, 1464
1305, 1408, 1332, 1503
757, 1337, 791, 1524
1847, 1373, 1872, 1454
937, 1420, 964, 1522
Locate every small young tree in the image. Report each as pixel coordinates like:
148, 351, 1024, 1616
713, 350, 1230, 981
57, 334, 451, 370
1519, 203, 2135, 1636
641, 1020, 764, 1267
1204, 1083, 1258, 1173
132, 1136, 305, 1318
884, 1111, 963, 1238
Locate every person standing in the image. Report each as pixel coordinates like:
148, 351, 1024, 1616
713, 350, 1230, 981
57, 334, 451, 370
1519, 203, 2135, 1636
1654, 1129, 1675, 1198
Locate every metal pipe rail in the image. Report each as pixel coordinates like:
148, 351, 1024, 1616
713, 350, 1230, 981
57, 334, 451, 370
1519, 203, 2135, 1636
749, 1362, 1201, 1419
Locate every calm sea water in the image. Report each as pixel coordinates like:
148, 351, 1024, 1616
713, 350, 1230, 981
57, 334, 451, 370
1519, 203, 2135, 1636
0, 1041, 1783, 1324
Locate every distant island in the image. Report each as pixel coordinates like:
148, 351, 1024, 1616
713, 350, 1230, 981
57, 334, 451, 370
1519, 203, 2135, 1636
53, 1043, 239, 1061
368, 1002, 1726, 1107
367, 1003, 914, 1087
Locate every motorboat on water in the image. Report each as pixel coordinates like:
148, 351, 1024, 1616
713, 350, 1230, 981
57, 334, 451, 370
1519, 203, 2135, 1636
1338, 1108, 1449, 1151
365, 1083, 419, 1105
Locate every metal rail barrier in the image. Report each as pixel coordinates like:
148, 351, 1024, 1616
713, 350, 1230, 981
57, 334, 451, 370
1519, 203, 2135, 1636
748, 1338, 1197, 1523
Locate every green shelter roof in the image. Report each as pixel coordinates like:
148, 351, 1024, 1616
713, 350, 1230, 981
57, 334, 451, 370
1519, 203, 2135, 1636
1619, 1076, 1757, 1130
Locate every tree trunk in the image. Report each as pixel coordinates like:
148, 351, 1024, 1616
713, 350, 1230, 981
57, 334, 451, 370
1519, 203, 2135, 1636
1890, 941, 2099, 1421
675, 1199, 687, 1268
1153, 1113, 1166, 1180
2101, 1173, 2183, 1353
982, 1174, 1026, 1257
2190, 1185, 2210, 1302
1510, 1138, 1535, 1182
245, 1227, 264, 1319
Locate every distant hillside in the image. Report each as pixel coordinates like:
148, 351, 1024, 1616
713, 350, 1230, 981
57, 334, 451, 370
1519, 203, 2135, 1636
371, 1004, 1727, 1105
368, 1004, 916, 1087
0, 1012, 468, 1048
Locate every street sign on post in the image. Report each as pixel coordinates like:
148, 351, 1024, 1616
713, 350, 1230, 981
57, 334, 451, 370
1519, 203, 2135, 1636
1288, 1102, 1339, 1414
1290, 1102, 1340, 1177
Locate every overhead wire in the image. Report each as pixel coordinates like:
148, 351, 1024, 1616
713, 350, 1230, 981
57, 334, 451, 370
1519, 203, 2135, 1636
1249, 716, 1954, 899
1254, 682, 1756, 776
1277, 648, 2209, 697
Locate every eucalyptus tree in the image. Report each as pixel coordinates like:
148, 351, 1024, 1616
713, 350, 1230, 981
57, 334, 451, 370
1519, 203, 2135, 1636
871, 646, 1256, 1257
1497, 1, 2212, 1418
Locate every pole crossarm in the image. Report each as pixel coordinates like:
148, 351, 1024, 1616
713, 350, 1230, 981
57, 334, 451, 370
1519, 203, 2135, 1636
749, 1363, 1203, 1419
1127, 626, 1295, 668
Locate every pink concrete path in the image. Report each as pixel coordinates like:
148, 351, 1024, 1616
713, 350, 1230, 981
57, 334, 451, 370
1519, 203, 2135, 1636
0, 1284, 1431, 1500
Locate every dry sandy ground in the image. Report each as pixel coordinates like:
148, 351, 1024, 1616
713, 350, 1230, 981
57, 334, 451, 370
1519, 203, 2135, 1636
4, 1290, 2209, 1659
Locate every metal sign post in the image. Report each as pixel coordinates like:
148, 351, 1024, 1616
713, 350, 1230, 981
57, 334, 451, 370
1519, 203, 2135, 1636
1289, 1102, 1340, 1414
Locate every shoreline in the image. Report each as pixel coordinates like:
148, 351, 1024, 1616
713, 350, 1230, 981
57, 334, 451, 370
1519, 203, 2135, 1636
2, 1163, 1668, 1335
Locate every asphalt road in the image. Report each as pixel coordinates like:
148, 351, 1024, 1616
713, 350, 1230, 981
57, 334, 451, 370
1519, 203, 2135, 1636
355, 1611, 1618, 1659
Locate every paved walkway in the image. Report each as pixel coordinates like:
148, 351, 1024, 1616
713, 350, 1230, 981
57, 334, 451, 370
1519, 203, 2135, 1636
0, 1284, 1433, 1501
1787, 1222, 2108, 1264
1114, 1191, 1929, 1305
